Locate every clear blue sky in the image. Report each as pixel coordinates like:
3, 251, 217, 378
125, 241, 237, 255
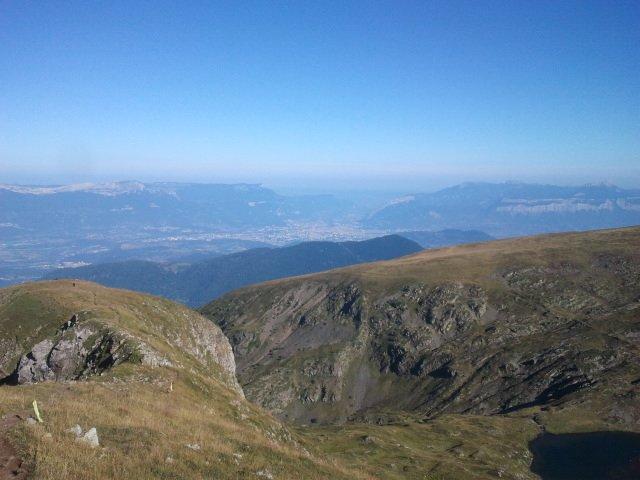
1, 1, 638, 191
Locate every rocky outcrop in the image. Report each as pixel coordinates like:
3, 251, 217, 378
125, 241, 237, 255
0, 281, 243, 397
9, 315, 160, 384
5, 311, 242, 392
0, 340, 22, 381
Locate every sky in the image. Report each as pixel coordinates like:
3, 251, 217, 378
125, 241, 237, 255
1, 1, 639, 192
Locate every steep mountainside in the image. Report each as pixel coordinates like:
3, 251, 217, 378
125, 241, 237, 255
202, 227, 640, 426
366, 182, 640, 236
46, 235, 423, 306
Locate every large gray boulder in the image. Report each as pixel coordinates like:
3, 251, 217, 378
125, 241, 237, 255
14, 317, 149, 384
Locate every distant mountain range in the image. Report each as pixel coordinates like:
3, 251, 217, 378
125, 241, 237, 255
368, 182, 640, 236
4, 180, 639, 239
44, 234, 423, 306
0, 181, 355, 235
0, 181, 360, 286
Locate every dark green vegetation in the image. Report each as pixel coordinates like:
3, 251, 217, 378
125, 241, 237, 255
202, 227, 640, 428
46, 235, 423, 306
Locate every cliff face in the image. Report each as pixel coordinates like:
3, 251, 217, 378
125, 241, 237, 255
202, 227, 640, 425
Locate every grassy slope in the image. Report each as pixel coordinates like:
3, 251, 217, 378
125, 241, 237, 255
299, 399, 640, 480
1, 281, 540, 480
0, 280, 235, 385
230, 226, 640, 295
204, 227, 640, 370
297, 412, 540, 480
202, 227, 639, 401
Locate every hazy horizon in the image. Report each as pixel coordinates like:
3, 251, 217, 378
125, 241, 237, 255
2, 175, 640, 197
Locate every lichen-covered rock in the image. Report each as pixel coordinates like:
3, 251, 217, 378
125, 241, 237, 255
418, 283, 487, 335
171, 315, 239, 389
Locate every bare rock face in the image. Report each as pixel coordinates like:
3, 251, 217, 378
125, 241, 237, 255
13, 317, 141, 384
16, 338, 54, 383
420, 283, 487, 335
17, 339, 54, 382
0, 339, 22, 379
204, 280, 492, 423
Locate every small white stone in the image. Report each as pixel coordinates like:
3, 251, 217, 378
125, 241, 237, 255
185, 443, 201, 451
76, 427, 99, 448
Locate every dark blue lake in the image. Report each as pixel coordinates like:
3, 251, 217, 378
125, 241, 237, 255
529, 431, 640, 480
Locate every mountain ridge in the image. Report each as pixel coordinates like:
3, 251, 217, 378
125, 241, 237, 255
366, 182, 640, 235
2, 227, 639, 479
44, 235, 424, 306
0, 279, 554, 479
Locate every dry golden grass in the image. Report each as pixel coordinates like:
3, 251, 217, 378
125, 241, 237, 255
2, 364, 624, 480
0, 364, 370, 479
222, 225, 640, 298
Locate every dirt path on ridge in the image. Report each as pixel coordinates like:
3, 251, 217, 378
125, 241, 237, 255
0, 414, 28, 480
